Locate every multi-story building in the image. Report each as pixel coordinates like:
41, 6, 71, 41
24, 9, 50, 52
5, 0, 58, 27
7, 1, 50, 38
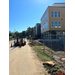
34, 23, 41, 38
41, 3, 65, 39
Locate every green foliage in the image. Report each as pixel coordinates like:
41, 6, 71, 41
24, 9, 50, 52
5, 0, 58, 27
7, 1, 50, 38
9, 27, 34, 38
9, 39, 14, 41
33, 46, 60, 72
12, 33, 16, 37
33, 46, 53, 62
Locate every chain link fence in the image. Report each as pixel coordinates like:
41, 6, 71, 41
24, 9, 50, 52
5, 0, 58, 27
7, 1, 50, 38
42, 34, 65, 52
28, 34, 65, 52
28, 34, 65, 69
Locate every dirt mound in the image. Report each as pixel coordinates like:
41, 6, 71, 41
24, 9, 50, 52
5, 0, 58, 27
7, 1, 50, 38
51, 69, 65, 75
29, 39, 43, 46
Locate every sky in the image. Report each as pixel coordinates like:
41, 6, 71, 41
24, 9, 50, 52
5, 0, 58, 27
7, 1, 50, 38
9, 0, 65, 32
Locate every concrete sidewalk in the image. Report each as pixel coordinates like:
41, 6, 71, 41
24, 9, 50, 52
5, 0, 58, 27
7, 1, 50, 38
9, 39, 46, 75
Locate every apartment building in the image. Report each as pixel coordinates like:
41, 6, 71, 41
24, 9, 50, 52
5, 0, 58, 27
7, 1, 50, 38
34, 23, 41, 38
41, 3, 65, 39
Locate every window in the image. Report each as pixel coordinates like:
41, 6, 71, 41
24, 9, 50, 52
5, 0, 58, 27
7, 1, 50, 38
58, 21, 61, 28
41, 21, 42, 25
51, 21, 54, 28
55, 21, 57, 28
43, 18, 44, 23
42, 18, 44, 24
41, 27, 42, 31
55, 11, 57, 17
58, 11, 61, 18
63, 32, 65, 34
45, 13, 48, 21
45, 14, 46, 20
45, 24, 46, 29
45, 22, 48, 29
44, 22, 48, 30
46, 13, 48, 19
41, 19, 43, 25
51, 11, 53, 17
43, 25, 44, 30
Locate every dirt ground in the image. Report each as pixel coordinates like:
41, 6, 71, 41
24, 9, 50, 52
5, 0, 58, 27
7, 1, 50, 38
9, 39, 50, 75
29, 39, 65, 69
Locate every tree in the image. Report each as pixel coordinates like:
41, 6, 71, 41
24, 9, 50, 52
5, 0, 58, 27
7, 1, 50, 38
22, 31, 26, 38
15, 31, 19, 37
11, 33, 16, 38
9, 31, 12, 36
9, 27, 34, 38
26, 27, 34, 37
19, 33, 22, 38
27, 27, 31, 35
31, 27, 34, 37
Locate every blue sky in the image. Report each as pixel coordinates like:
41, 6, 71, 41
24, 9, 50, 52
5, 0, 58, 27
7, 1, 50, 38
9, 0, 65, 32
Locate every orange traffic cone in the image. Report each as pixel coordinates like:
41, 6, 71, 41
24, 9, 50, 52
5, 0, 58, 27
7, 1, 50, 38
11, 42, 12, 47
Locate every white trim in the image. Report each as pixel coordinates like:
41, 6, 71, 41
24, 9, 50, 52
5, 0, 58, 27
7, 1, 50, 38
58, 21, 61, 28
55, 21, 57, 28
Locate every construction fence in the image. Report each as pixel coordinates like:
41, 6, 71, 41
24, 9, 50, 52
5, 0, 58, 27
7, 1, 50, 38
41, 34, 65, 52
28, 34, 65, 69
29, 34, 65, 52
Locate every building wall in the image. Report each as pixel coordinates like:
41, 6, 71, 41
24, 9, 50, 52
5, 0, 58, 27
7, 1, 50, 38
41, 30, 65, 39
49, 6, 65, 31
34, 23, 41, 38
41, 6, 65, 33
41, 7, 49, 33
37, 23, 41, 35
34, 27, 36, 37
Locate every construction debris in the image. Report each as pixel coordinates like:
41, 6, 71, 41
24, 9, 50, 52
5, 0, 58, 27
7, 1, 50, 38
51, 69, 65, 75
61, 58, 65, 61
43, 61, 54, 66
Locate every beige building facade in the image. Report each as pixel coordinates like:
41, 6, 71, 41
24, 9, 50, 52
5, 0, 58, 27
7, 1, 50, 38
41, 3, 65, 39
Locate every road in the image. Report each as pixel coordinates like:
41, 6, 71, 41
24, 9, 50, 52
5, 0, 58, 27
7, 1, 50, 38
9, 39, 47, 75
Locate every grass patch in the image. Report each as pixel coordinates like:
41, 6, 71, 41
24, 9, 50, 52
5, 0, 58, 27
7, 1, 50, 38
33, 46, 60, 74
36, 46, 43, 48
9, 39, 13, 41
38, 53, 52, 61
33, 46, 53, 62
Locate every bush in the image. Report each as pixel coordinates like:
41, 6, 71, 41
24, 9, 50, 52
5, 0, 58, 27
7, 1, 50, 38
31, 37, 37, 40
